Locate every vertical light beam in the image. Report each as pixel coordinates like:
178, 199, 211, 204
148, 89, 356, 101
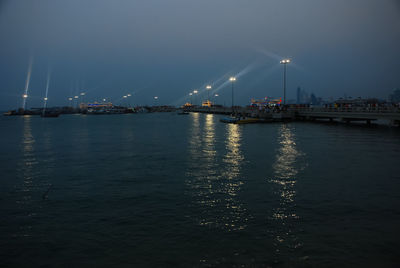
42, 68, 51, 116
22, 57, 34, 110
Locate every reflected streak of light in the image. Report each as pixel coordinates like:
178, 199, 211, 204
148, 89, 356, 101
270, 124, 305, 252
186, 114, 248, 231
203, 114, 216, 158
19, 117, 36, 200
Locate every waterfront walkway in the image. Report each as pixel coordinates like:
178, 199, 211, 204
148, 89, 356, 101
185, 106, 400, 125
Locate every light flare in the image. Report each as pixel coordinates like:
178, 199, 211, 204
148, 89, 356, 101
22, 57, 34, 110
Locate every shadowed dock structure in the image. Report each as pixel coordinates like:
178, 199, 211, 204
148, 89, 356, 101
185, 106, 400, 126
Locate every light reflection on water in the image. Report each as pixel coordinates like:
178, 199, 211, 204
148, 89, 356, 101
186, 114, 248, 231
19, 116, 36, 201
269, 124, 305, 256
219, 123, 247, 231
16, 116, 37, 237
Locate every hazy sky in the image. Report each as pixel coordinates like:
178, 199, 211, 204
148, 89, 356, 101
0, 0, 399, 109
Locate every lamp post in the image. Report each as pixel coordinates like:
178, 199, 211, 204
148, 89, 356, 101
189, 92, 193, 105
74, 95, 79, 109
154, 96, 158, 106
80, 92, 86, 111
214, 94, 219, 105
206, 85, 212, 102
127, 94, 131, 107
229, 77, 236, 110
42, 97, 48, 116
280, 59, 291, 105
22, 94, 28, 110
123, 95, 128, 107
193, 90, 198, 105
68, 97, 73, 108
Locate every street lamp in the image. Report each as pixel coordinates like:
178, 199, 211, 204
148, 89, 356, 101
123, 95, 127, 107
42, 97, 48, 116
214, 94, 219, 105
193, 90, 198, 105
189, 92, 193, 105
280, 58, 291, 105
68, 97, 73, 107
22, 94, 28, 110
229, 77, 236, 109
206, 85, 212, 102
80, 92, 86, 106
74, 95, 79, 109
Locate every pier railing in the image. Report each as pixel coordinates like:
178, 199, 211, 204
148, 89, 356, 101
291, 106, 400, 113
185, 105, 400, 123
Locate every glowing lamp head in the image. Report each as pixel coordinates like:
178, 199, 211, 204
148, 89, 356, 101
103, 99, 106, 102
193, 90, 198, 94
154, 96, 158, 99
229, 77, 236, 82
280, 59, 291, 64
80, 92, 85, 96
189, 93, 193, 96
215, 94, 219, 97
23, 94, 28, 98
127, 94, 131, 97
44, 97, 48, 101
68, 97, 73, 101
206, 85, 212, 89
123, 96, 127, 98
74, 96, 79, 99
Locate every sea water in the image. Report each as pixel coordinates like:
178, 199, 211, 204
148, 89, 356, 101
0, 113, 399, 267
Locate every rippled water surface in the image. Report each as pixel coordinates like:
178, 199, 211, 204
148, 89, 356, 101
1, 113, 400, 267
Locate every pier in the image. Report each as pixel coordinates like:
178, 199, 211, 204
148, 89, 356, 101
185, 106, 400, 125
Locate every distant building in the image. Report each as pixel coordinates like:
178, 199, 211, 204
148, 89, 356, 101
80, 102, 113, 110
250, 97, 282, 107
296, 86, 310, 104
202, 100, 212, 107
389, 88, 400, 103
296, 87, 301, 104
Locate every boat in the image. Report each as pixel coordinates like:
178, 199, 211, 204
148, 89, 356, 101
235, 118, 261, 124
220, 117, 239, 123
3, 111, 15, 116
177, 110, 189, 115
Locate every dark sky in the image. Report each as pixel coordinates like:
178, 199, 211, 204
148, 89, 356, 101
0, 0, 399, 109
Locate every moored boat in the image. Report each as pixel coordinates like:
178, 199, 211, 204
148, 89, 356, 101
220, 117, 239, 123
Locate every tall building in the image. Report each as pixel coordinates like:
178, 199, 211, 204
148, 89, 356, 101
389, 88, 400, 103
297, 87, 301, 104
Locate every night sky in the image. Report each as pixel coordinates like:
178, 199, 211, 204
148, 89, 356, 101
0, 0, 399, 109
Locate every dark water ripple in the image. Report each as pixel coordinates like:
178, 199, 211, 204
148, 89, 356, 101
0, 113, 400, 267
